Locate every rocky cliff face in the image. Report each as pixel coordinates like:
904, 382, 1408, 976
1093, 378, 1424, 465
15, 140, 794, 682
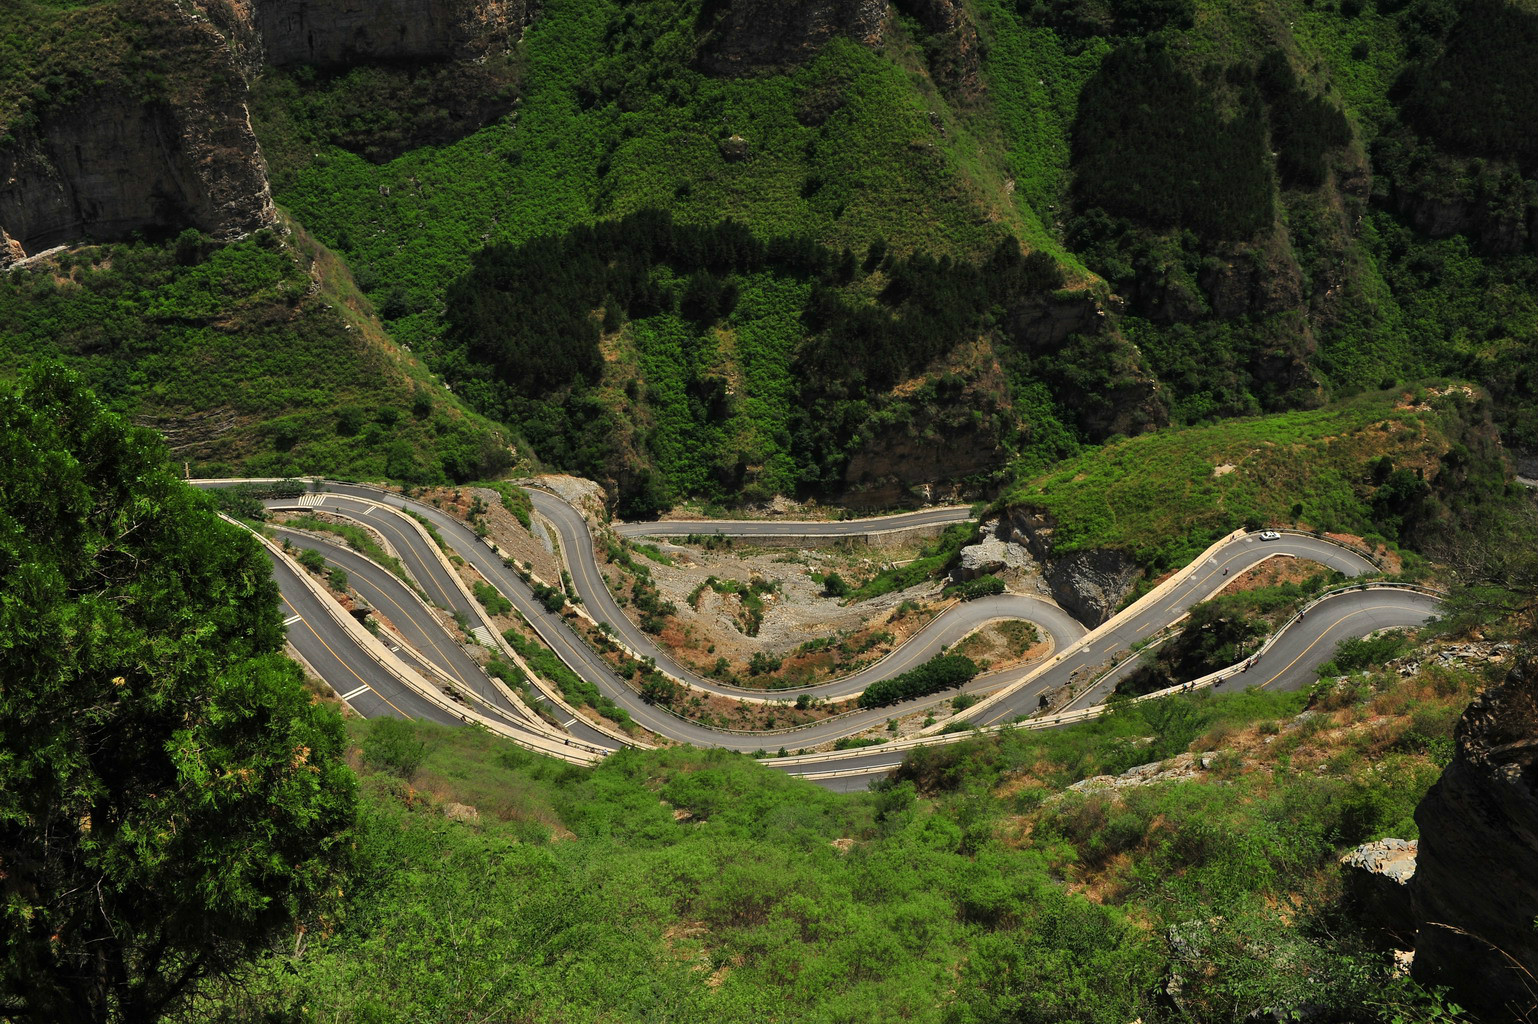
697, 0, 888, 74
1412, 650, 1538, 1021
896, 0, 982, 98
0, 4, 273, 260
251, 0, 533, 68
0, 0, 537, 260
1004, 507, 1141, 625
838, 412, 1005, 507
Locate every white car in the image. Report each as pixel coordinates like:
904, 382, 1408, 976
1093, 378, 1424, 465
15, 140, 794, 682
1258, 530, 1281, 541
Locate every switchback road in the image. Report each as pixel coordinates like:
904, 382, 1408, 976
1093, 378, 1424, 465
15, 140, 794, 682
201, 480, 1442, 784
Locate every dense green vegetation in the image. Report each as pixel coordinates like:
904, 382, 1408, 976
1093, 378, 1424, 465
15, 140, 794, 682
441, 208, 1139, 512
1072, 42, 1276, 242
7, 0, 1535, 514
0, 227, 513, 483
0, 0, 157, 133
944, 574, 1008, 601
858, 653, 979, 709
198, 649, 1491, 1022
0, 367, 355, 1021
242, 0, 1178, 509
1002, 387, 1522, 575
233, 0, 1531, 512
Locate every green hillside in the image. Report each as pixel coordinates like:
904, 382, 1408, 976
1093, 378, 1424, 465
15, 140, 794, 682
252, 0, 1147, 509
2, 0, 1533, 506
238, 0, 1537, 509
209, 672, 1486, 1022
1002, 385, 1525, 574
0, 222, 514, 483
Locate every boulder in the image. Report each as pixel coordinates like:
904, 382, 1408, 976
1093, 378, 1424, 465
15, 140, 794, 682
442, 802, 480, 824
1339, 838, 1417, 949
953, 520, 1034, 581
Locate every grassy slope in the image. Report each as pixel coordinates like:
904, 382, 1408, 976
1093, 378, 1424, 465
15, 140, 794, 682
1001, 386, 1474, 570
220, 622, 1504, 1022
0, 222, 513, 482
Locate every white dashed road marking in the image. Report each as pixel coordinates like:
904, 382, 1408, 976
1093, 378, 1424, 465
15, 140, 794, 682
340, 685, 371, 701
283, 614, 303, 625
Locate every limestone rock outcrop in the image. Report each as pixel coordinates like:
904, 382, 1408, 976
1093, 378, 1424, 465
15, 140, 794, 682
0, 4, 274, 255
1411, 651, 1538, 1021
252, 0, 533, 68
698, 0, 888, 74
1041, 548, 1142, 627
1339, 838, 1417, 950
953, 520, 1034, 581
0, 227, 25, 269
1003, 508, 1141, 626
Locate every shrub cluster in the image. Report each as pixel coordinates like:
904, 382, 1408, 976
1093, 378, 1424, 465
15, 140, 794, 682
858, 654, 979, 709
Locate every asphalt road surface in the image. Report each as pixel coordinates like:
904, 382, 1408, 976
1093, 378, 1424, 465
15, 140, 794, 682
612, 505, 974, 538
204, 481, 1443, 786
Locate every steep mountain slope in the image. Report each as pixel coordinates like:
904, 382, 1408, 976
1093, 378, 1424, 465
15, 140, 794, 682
246, 0, 1537, 509
2, 0, 1535, 509
0, 0, 515, 480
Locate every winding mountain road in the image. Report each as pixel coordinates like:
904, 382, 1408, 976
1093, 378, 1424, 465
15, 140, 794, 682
611, 505, 975, 539
200, 479, 1442, 784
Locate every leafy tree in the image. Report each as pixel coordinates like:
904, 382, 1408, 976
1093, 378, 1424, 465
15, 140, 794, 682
858, 654, 979, 709
0, 366, 356, 1022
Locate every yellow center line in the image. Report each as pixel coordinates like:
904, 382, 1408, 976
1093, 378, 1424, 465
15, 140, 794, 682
278, 529, 472, 687
1256, 604, 1400, 689
282, 589, 413, 720
348, 571, 471, 687
319, 498, 458, 610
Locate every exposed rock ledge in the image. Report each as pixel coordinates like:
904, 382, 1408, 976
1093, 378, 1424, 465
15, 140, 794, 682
1412, 651, 1538, 1021
252, 0, 534, 68
1339, 838, 1417, 950
1002, 507, 1141, 626
0, 5, 275, 257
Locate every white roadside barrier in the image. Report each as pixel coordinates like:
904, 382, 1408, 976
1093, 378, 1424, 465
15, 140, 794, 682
234, 516, 609, 764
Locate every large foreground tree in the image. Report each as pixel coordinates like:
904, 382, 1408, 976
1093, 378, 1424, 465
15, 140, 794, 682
0, 366, 356, 1022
